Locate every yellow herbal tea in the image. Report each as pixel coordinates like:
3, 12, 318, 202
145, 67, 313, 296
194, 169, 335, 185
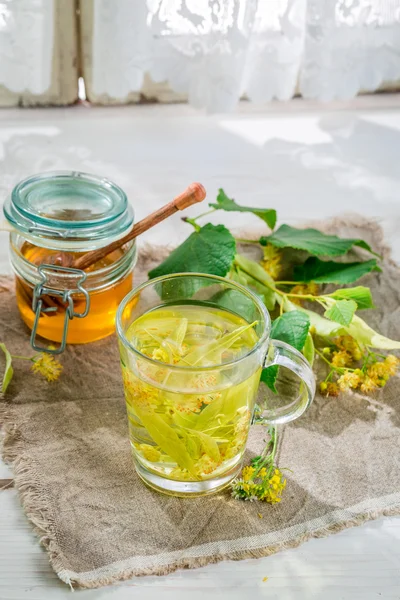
120, 305, 261, 483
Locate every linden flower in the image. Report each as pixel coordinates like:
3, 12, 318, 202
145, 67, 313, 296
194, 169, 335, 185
174, 395, 204, 414
320, 381, 340, 397
31, 353, 63, 382
231, 466, 287, 503
139, 444, 161, 462
337, 371, 362, 391
122, 367, 160, 411
331, 350, 353, 368
194, 454, 220, 476
257, 469, 287, 504
151, 347, 170, 363
169, 466, 193, 481
242, 466, 255, 482
384, 354, 399, 377
360, 376, 378, 394
334, 336, 362, 361
366, 356, 398, 388
260, 244, 282, 280
290, 283, 319, 306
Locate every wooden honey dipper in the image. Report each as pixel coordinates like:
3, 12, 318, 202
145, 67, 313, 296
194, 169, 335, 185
20, 183, 206, 313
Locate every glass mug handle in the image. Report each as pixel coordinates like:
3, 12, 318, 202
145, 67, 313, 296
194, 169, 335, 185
254, 339, 316, 426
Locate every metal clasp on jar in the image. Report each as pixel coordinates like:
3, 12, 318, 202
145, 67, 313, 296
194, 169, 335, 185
31, 265, 90, 355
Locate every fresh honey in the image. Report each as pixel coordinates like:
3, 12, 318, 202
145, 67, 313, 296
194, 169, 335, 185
5, 171, 136, 350
16, 242, 134, 344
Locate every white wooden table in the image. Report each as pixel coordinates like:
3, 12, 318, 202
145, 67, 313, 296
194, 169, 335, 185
1, 98, 400, 599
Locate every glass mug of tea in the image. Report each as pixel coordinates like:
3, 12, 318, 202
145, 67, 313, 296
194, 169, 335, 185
116, 273, 315, 496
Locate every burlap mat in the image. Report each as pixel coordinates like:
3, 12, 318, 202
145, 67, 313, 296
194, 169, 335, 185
1, 217, 400, 590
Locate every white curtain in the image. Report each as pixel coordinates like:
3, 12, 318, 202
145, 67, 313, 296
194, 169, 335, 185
92, 0, 400, 111
0, 0, 399, 109
0, 0, 54, 94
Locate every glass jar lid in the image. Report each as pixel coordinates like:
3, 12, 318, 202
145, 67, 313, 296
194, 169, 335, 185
3, 171, 134, 251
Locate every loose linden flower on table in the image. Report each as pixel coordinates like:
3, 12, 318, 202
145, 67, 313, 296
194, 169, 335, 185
260, 243, 282, 280
231, 465, 287, 503
31, 352, 63, 382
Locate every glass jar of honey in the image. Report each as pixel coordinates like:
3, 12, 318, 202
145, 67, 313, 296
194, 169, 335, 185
4, 171, 137, 353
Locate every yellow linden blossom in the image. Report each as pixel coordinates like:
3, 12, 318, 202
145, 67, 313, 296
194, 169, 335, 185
192, 373, 218, 391
260, 244, 282, 280
360, 376, 378, 394
242, 466, 255, 482
151, 347, 170, 363
122, 367, 160, 411
384, 354, 399, 377
232, 465, 287, 503
331, 350, 353, 368
290, 283, 319, 306
334, 336, 362, 361
366, 356, 398, 388
320, 381, 340, 397
31, 353, 63, 382
194, 454, 220, 477
367, 362, 389, 387
169, 466, 193, 481
174, 395, 204, 414
337, 371, 362, 391
139, 444, 161, 462
257, 469, 287, 504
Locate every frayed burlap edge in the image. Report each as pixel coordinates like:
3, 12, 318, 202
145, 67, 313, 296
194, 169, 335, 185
1, 215, 400, 589
56, 501, 400, 589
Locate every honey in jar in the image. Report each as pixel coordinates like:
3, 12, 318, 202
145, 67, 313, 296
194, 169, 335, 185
4, 171, 137, 353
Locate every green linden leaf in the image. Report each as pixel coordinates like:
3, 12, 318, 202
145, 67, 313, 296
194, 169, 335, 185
328, 286, 375, 310
148, 223, 236, 280
293, 257, 380, 284
302, 332, 315, 366
0, 343, 13, 394
148, 223, 236, 298
271, 311, 311, 352
260, 312, 311, 394
261, 224, 378, 257
209, 288, 257, 324
324, 299, 358, 327
209, 189, 277, 229
260, 365, 279, 394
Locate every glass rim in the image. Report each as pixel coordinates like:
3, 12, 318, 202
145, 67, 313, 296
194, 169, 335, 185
11, 171, 128, 227
4, 170, 134, 248
116, 272, 271, 372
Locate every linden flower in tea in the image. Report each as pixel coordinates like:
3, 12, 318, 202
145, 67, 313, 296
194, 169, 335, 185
120, 305, 261, 482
